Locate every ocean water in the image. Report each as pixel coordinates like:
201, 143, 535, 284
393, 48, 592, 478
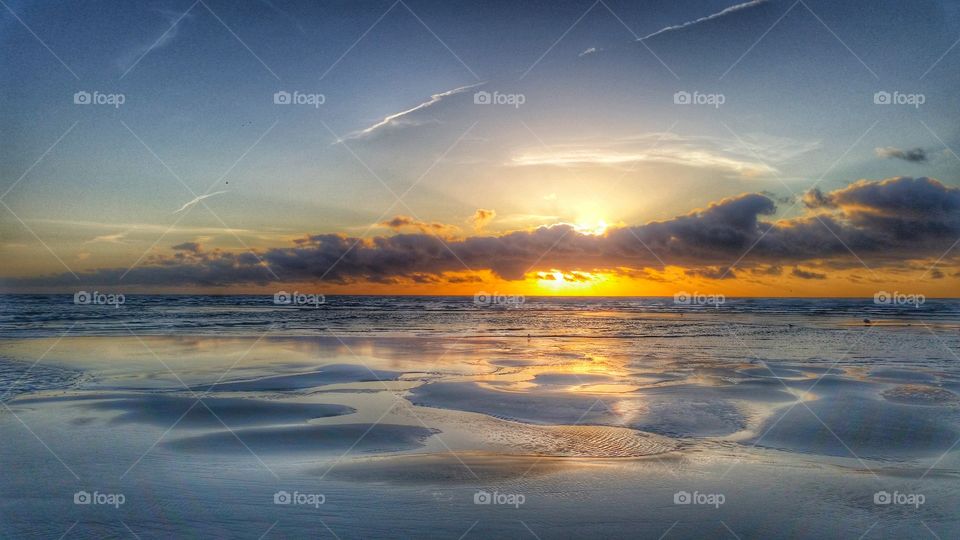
1, 295, 959, 538
4, 294, 960, 338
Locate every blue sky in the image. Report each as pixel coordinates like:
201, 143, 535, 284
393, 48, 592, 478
2, 0, 959, 294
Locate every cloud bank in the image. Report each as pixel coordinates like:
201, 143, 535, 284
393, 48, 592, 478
8, 177, 958, 288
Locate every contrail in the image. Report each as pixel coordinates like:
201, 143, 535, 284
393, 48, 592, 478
640, 0, 768, 41
173, 191, 228, 214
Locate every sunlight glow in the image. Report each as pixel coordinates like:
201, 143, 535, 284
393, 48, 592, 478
533, 269, 606, 292
573, 219, 609, 236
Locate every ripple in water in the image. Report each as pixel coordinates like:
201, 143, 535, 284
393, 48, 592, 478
0, 359, 84, 401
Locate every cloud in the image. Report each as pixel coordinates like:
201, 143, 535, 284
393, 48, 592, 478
28, 219, 258, 237
510, 133, 818, 178
640, 0, 769, 41
802, 187, 833, 209
338, 84, 483, 142
804, 177, 960, 221
379, 215, 459, 236
467, 209, 496, 231
753, 264, 783, 276
875, 147, 928, 163
174, 191, 229, 214
533, 270, 596, 282
84, 231, 129, 244
791, 266, 826, 280
172, 242, 203, 254
10, 177, 959, 289
687, 266, 737, 280
118, 7, 196, 73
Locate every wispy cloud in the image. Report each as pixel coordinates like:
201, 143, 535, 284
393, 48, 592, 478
30, 218, 257, 236
84, 231, 130, 244
174, 191, 228, 214
510, 133, 817, 178
338, 83, 483, 143
118, 6, 196, 74
511, 147, 774, 176
640, 0, 769, 41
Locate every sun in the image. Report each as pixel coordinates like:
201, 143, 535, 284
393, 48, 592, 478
533, 269, 607, 293
573, 219, 609, 236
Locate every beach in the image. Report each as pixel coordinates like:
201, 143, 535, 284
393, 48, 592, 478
1, 296, 959, 538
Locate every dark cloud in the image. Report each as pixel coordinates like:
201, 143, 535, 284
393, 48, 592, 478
686, 266, 737, 280
533, 271, 595, 282
380, 215, 458, 236
445, 274, 483, 284
752, 265, 783, 276
875, 147, 928, 163
791, 267, 827, 280
171, 242, 202, 253
8, 177, 959, 289
802, 188, 833, 209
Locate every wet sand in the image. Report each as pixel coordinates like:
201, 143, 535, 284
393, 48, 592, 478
1, 332, 959, 538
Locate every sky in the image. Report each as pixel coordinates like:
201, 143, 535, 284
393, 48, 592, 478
2, 0, 959, 296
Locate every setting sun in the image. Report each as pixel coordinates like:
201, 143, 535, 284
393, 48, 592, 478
573, 219, 610, 236
533, 269, 608, 293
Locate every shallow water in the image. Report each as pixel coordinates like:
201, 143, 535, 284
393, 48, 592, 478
1, 296, 959, 538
